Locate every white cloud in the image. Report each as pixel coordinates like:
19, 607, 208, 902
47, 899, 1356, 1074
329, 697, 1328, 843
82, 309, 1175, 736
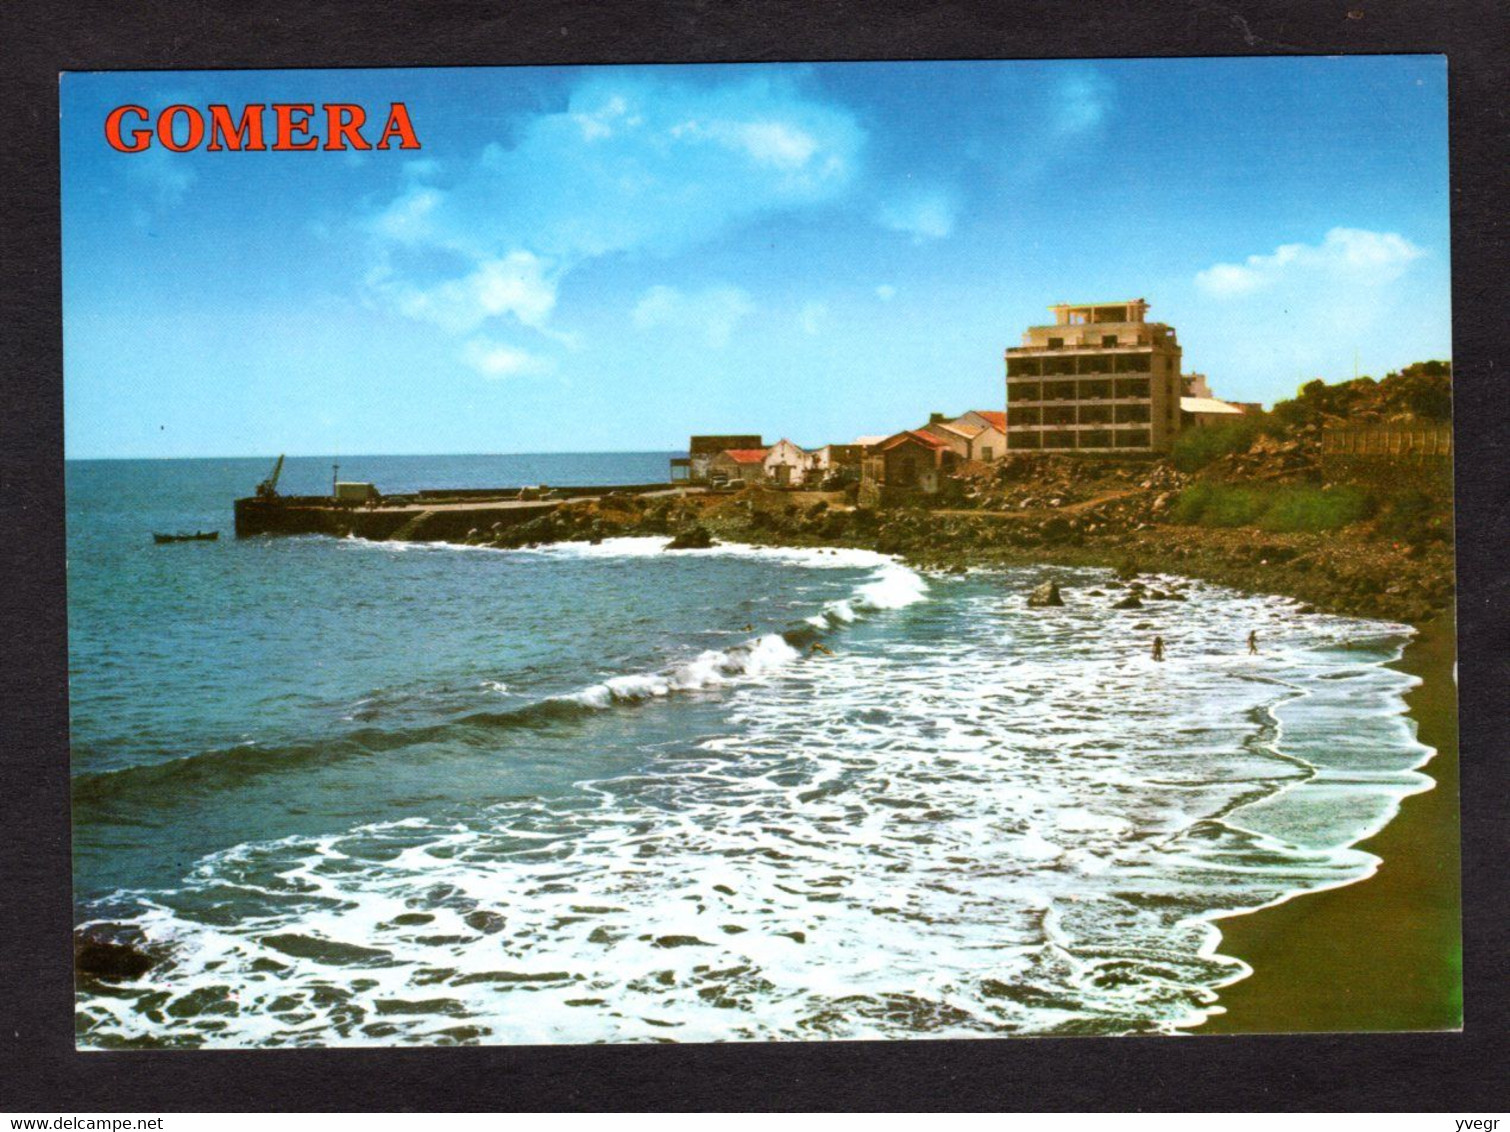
359, 71, 865, 375
875, 284, 896, 302
633, 284, 754, 348
460, 336, 552, 379
1196, 228, 1426, 298
370, 186, 444, 245
733, 121, 820, 169
877, 189, 957, 242
367, 73, 864, 269
1051, 70, 1113, 136
798, 300, 827, 336
369, 250, 557, 335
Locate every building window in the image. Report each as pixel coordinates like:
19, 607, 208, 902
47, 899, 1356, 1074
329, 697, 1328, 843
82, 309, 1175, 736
1044, 406, 1076, 426
1047, 337, 1064, 349
980, 446, 993, 462
1102, 334, 1118, 347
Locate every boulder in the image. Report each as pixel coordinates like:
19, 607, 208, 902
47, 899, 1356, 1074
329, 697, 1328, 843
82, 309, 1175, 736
1112, 593, 1143, 609
665, 525, 715, 550
74, 931, 157, 982
1027, 580, 1064, 608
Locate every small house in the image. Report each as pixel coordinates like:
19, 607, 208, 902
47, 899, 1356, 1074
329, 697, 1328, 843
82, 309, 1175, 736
763, 439, 811, 487
952, 411, 1008, 462
809, 444, 864, 485
1179, 396, 1249, 430
921, 417, 981, 460
687, 434, 764, 482
707, 448, 769, 485
864, 430, 959, 495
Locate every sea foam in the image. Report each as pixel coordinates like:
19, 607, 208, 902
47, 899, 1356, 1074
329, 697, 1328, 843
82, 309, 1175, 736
74, 564, 1433, 1048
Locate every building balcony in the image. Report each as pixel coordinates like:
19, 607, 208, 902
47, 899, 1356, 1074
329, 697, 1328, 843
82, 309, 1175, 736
1005, 395, 1154, 406
1008, 420, 1155, 432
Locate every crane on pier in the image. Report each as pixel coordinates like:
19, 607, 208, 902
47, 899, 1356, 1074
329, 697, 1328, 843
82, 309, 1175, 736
255, 455, 285, 500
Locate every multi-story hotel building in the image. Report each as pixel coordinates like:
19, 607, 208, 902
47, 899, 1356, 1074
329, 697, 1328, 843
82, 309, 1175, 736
1004, 299, 1183, 452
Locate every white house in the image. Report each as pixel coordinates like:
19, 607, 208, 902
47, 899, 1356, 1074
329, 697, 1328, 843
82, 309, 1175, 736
763, 438, 810, 487
921, 419, 980, 460
951, 411, 1008, 462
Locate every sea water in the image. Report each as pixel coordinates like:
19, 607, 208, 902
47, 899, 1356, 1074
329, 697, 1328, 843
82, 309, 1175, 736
67, 456, 1434, 1046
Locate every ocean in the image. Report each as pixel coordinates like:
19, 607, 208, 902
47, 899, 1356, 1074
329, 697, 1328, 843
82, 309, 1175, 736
67, 454, 1433, 1046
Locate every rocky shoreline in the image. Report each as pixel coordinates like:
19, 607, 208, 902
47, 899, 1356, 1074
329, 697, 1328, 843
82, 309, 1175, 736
447, 476, 1453, 627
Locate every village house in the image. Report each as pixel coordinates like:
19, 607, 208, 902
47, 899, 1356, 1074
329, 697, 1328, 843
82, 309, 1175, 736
1180, 395, 1250, 430
920, 414, 980, 460
763, 438, 811, 487
952, 410, 1008, 461
1180, 374, 1258, 429
677, 434, 764, 483
706, 447, 769, 485
808, 443, 864, 484
920, 410, 1009, 463
860, 429, 959, 504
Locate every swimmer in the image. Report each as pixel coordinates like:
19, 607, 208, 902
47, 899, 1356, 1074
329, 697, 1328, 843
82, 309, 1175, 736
809, 642, 834, 657
740, 623, 753, 632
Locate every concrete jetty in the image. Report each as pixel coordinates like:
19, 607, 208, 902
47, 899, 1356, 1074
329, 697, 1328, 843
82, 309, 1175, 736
234, 483, 692, 541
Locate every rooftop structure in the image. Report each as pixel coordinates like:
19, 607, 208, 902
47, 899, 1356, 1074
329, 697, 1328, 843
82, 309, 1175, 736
1005, 299, 1183, 453
721, 448, 769, 464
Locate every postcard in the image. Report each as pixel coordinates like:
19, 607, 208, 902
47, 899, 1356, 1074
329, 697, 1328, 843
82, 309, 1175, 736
61, 58, 1458, 1049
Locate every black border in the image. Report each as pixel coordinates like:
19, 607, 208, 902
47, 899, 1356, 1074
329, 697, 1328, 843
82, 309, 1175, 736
3, 0, 1506, 1112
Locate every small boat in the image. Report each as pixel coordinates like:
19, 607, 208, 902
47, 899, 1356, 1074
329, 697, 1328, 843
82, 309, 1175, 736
152, 531, 220, 544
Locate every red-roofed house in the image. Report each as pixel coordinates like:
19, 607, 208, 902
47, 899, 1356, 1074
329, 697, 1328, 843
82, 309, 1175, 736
707, 447, 770, 485
951, 411, 1008, 462
921, 419, 982, 460
861, 429, 960, 500
919, 411, 1008, 463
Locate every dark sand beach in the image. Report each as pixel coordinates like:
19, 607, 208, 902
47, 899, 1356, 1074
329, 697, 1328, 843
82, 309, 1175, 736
1199, 609, 1461, 1033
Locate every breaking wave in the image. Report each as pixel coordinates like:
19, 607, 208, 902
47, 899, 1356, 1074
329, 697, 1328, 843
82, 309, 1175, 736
74, 556, 1435, 1049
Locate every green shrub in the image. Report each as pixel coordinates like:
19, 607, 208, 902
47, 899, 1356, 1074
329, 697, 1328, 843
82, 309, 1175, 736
1171, 482, 1266, 526
1172, 483, 1374, 532
1259, 486, 1375, 533
1376, 489, 1446, 545
1171, 419, 1259, 472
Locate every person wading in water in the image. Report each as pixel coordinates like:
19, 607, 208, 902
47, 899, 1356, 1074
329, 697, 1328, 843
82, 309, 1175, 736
1248, 629, 1259, 655
1152, 635, 1165, 662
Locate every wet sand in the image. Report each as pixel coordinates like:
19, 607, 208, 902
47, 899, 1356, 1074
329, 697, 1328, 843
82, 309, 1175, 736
1199, 610, 1462, 1034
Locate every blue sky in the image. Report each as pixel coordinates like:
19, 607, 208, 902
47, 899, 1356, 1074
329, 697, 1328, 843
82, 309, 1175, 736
61, 58, 1450, 459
